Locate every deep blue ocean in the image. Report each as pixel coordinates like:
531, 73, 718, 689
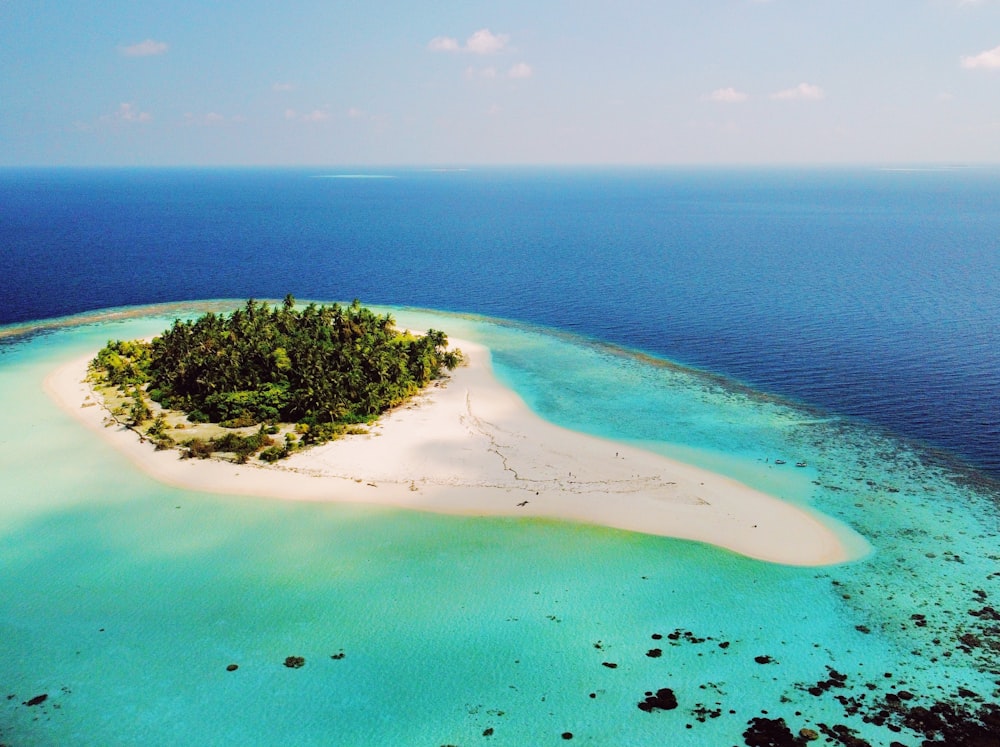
3, 168, 1000, 745
2, 166, 998, 477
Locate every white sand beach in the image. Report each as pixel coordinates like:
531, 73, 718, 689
45, 339, 863, 566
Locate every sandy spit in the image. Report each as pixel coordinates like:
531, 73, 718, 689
44, 339, 866, 566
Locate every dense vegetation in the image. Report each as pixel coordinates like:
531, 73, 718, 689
91, 296, 462, 460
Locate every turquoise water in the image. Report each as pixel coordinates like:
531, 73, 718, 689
1, 306, 998, 746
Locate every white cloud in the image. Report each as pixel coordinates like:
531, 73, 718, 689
466, 29, 509, 55
120, 39, 168, 57
705, 87, 748, 103
428, 28, 509, 55
508, 62, 533, 79
272, 82, 295, 92
102, 102, 152, 123
961, 44, 1000, 69
770, 82, 825, 101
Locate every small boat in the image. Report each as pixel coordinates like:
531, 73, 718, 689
795, 461, 807, 468
774, 459, 786, 465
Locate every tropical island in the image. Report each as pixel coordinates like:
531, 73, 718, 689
44, 298, 866, 567
88, 296, 463, 463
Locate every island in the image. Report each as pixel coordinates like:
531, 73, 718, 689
45, 299, 868, 567
87, 296, 462, 463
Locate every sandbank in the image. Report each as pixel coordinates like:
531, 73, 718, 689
45, 339, 865, 566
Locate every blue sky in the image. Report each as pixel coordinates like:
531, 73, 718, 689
2, 0, 999, 165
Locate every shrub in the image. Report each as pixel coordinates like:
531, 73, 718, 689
259, 445, 288, 463
220, 414, 258, 429
129, 390, 151, 426
213, 429, 274, 463
183, 438, 215, 459
146, 415, 168, 438
153, 435, 175, 450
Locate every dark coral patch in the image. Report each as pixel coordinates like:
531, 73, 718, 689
638, 687, 678, 712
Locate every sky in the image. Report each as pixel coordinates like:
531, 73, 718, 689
2, 0, 999, 166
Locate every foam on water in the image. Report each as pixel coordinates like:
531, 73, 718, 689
1, 305, 997, 746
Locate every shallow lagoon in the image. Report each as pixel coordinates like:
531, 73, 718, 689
1, 304, 997, 745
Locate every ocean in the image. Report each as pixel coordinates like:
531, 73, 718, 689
3, 167, 998, 477
1, 168, 998, 745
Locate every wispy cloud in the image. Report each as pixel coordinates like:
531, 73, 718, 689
465, 66, 498, 81
272, 82, 295, 92
705, 87, 749, 103
428, 28, 510, 55
120, 39, 168, 57
101, 102, 152, 123
184, 112, 238, 126
428, 36, 461, 52
464, 63, 534, 81
770, 82, 825, 101
961, 44, 1000, 69
508, 62, 533, 79
285, 108, 330, 122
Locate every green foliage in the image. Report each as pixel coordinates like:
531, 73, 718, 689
204, 384, 289, 425
183, 438, 216, 459
92, 297, 463, 461
91, 339, 153, 388
152, 435, 175, 451
128, 388, 151, 426
181, 428, 274, 464
145, 297, 461, 427
259, 444, 288, 463
146, 415, 168, 438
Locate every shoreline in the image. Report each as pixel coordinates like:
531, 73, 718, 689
44, 339, 867, 566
